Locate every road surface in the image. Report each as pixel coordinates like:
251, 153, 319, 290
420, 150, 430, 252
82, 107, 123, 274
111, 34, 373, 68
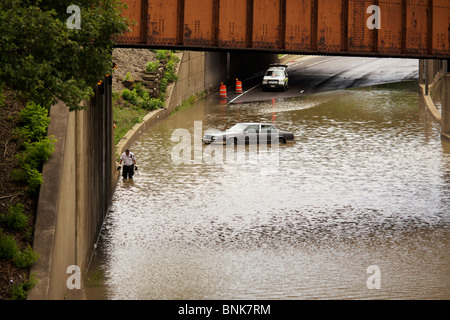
228, 55, 419, 104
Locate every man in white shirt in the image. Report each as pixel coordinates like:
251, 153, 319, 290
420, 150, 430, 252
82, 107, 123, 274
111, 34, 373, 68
119, 149, 137, 179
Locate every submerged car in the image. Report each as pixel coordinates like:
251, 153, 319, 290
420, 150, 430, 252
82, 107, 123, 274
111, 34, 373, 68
202, 123, 294, 145
262, 64, 289, 91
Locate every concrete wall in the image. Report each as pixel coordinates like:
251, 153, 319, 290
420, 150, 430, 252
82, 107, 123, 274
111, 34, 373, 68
167, 51, 208, 110
28, 80, 115, 300
442, 75, 450, 137
419, 59, 450, 140
419, 59, 449, 86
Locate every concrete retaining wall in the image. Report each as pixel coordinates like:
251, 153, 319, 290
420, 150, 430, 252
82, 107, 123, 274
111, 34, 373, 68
28, 82, 115, 300
441, 75, 450, 138
419, 59, 450, 140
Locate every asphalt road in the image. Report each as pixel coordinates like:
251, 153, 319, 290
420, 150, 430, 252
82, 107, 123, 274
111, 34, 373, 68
228, 55, 419, 104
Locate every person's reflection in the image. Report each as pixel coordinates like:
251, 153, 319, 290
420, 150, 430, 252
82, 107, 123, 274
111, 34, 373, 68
121, 178, 135, 188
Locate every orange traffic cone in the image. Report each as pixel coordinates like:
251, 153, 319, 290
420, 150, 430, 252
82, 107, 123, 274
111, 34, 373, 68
219, 82, 228, 99
235, 79, 243, 94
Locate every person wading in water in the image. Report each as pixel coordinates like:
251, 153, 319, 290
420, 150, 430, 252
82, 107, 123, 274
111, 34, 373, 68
118, 148, 137, 179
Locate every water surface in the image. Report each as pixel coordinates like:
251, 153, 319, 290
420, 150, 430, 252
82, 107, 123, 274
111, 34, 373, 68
87, 82, 450, 300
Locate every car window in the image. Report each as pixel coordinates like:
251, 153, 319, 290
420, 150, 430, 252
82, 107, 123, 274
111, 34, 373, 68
245, 125, 260, 133
273, 71, 283, 77
228, 123, 248, 132
265, 70, 283, 77
261, 125, 274, 132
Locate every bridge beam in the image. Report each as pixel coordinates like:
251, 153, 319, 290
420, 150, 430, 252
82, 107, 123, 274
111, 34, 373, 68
116, 0, 450, 59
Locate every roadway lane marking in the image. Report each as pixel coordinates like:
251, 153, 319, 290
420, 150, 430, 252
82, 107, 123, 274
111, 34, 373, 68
227, 84, 261, 104
302, 56, 341, 68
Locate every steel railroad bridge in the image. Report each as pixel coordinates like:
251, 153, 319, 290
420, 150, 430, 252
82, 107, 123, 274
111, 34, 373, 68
115, 0, 449, 59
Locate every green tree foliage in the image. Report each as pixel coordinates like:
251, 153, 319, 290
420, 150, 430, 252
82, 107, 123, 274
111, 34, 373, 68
0, 0, 131, 110
12, 101, 56, 195
14, 101, 49, 143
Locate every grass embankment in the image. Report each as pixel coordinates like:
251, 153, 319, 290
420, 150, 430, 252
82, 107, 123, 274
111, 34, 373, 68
112, 49, 179, 145
0, 87, 53, 300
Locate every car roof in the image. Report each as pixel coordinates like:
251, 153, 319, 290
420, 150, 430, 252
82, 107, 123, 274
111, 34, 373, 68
238, 122, 276, 126
266, 67, 286, 71
269, 63, 288, 68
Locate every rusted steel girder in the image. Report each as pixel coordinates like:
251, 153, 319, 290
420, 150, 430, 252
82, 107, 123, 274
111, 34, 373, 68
116, 0, 450, 59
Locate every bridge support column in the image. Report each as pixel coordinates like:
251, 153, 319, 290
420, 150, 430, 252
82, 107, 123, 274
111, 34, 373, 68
442, 74, 450, 138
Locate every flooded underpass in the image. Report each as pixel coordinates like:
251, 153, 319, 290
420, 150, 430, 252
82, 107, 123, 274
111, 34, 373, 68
86, 81, 450, 300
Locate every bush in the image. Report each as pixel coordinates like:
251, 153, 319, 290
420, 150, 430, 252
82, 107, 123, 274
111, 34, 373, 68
133, 83, 150, 100
160, 52, 178, 87
11, 101, 55, 195
122, 85, 165, 111
164, 70, 178, 83
24, 166, 43, 195
160, 78, 168, 93
141, 98, 165, 111
166, 59, 176, 74
14, 101, 50, 144
146, 61, 160, 72
14, 245, 39, 269
154, 49, 170, 61
13, 136, 54, 195
10, 283, 27, 300
122, 88, 140, 106
1, 203, 28, 231
16, 138, 55, 171
164, 60, 178, 83
12, 164, 43, 196
10, 274, 38, 300
124, 71, 132, 81
0, 234, 19, 260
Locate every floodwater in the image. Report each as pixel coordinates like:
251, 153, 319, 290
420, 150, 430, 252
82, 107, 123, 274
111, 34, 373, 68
86, 81, 450, 300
